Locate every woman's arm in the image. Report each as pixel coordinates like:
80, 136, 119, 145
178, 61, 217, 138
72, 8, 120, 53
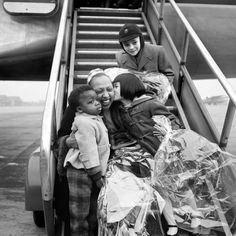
58, 106, 78, 149
58, 106, 76, 138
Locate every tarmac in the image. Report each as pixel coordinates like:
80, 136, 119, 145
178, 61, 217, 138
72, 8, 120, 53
0, 107, 46, 236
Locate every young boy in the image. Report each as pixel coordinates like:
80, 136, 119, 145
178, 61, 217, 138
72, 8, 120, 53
64, 85, 110, 236
116, 23, 175, 84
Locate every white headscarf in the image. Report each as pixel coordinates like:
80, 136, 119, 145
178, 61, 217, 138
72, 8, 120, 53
87, 68, 108, 84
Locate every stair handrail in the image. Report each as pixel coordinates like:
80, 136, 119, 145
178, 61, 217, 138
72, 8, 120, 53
167, 0, 236, 107
153, 0, 236, 149
40, 0, 71, 203
39, 1, 73, 234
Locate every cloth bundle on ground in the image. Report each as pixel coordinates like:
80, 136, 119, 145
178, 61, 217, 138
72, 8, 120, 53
105, 67, 171, 104
152, 116, 236, 235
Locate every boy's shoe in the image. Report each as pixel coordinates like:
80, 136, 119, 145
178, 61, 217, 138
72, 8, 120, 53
167, 225, 178, 236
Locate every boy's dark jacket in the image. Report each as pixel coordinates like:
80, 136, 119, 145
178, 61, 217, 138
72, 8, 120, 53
116, 43, 175, 84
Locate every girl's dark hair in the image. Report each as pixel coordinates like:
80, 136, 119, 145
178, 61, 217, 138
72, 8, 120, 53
68, 85, 93, 111
113, 73, 146, 100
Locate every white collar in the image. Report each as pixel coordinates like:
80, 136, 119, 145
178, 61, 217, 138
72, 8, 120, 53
75, 112, 103, 120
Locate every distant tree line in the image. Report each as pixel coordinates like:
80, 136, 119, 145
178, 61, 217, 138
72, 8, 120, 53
0, 95, 23, 106
0, 95, 44, 106
203, 95, 229, 105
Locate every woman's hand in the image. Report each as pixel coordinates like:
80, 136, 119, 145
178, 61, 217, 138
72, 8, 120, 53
65, 133, 78, 149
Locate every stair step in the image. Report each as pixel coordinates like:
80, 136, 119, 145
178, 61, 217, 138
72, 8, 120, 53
74, 76, 88, 85
75, 60, 117, 70
77, 8, 141, 17
75, 70, 90, 76
72, 8, 148, 87
74, 71, 90, 82
76, 39, 120, 49
76, 39, 151, 49
77, 23, 146, 31
77, 15, 143, 24
76, 49, 118, 59
77, 30, 149, 40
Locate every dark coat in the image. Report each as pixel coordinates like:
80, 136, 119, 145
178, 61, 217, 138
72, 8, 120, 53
114, 95, 180, 156
116, 43, 175, 83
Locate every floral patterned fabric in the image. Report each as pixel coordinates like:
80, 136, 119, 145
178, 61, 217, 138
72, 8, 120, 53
97, 145, 166, 236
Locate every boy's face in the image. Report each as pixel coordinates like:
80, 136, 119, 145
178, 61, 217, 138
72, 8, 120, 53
113, 82, 122, 101
122, 36, 141, 56
77, 90, 102, 115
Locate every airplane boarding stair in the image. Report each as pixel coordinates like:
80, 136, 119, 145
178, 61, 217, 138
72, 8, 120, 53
70, 8, 151, 84
24, 1, 236, 235
67, 7, 189, 127
65, 7, 235, 235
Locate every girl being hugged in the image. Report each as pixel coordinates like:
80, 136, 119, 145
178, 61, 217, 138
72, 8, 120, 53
112, 72, 181, 235
112, 72, 181, 157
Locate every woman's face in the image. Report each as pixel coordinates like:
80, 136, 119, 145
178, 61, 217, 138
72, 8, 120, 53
122, 36, 141, 56
113, 82, 122, 101
90, 74, 114, 110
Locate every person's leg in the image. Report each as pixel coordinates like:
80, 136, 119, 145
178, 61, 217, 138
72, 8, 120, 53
181, 190, 203, 228
54, 174, 70, 233
162, 199, 178, 236
67, 166, 93, 236
88, 181, 100, 236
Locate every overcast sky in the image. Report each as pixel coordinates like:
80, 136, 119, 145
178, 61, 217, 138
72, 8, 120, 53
194, 78, 236, 98
0, 81, 48, 102
0, 79, 236, 102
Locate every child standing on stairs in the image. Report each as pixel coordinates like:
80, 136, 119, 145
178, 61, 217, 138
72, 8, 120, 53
64, 85, 110, 236
116, 23, 175, 84
111, 72, 183, 235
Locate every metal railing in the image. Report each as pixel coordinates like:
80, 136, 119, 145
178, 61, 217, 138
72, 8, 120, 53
39, 0, 73, 234
146, 3, 236, 235
151, 0, 236, 149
